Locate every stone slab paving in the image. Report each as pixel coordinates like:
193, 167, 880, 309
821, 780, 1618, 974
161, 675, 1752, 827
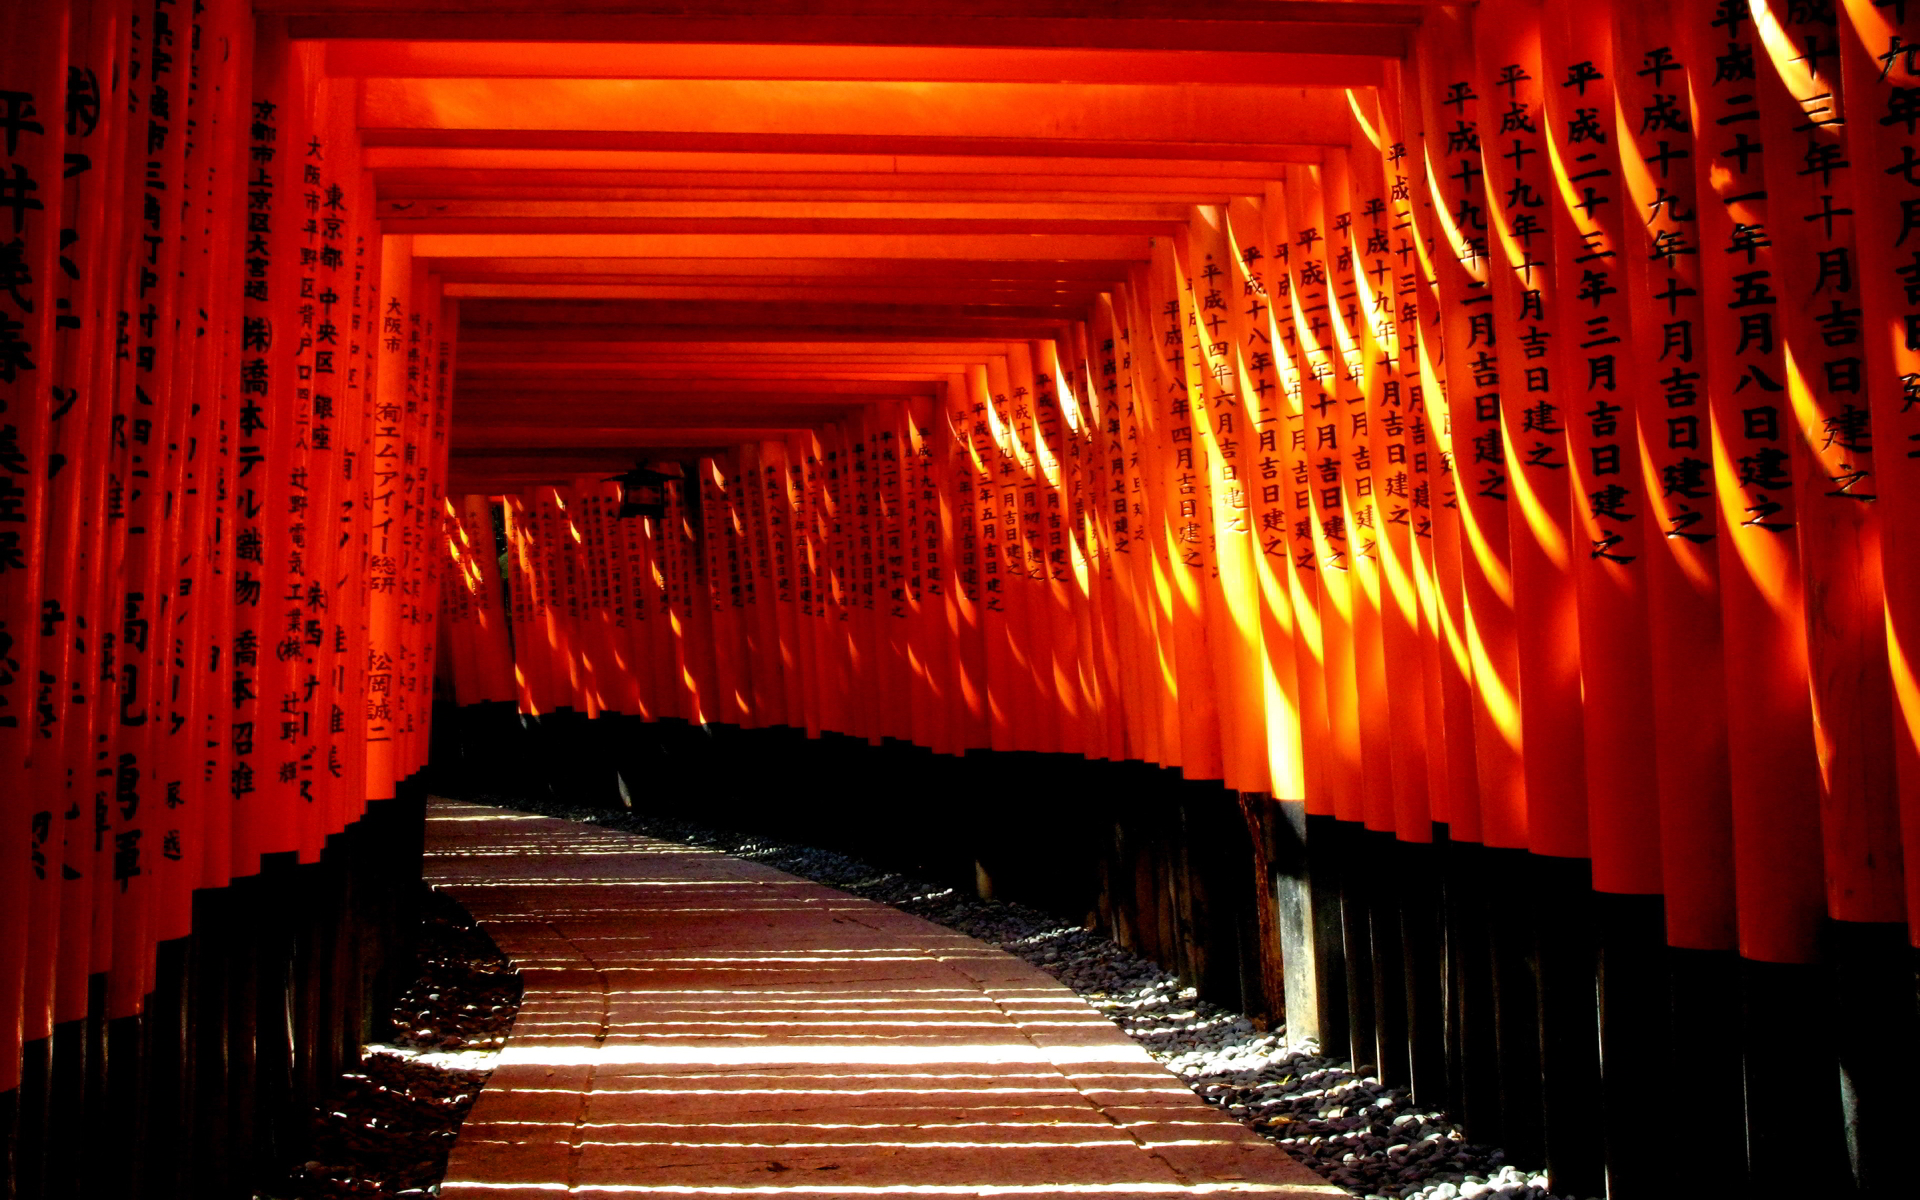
426, 799, 1344, 1200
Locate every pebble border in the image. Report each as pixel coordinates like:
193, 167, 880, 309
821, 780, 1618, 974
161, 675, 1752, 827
259, 890, 524, 1199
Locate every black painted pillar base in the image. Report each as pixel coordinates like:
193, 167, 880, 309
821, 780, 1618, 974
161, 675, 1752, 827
40, 1017, 83, 1200
1530, 855, 1604, 1199
1396, 834, 1447, 1107
1334, 821, 1377, 1073
1827, 922, 1920, 1199
1663, 946, 1747, 1195
1593, 892, 1673, 1199
1306, 814, 1351, 1056
0, 1080, 16, 1200
1739, 957, 1854, 1199
141, 935, 193, 1199
80, 976, 106, 1200
102, 1011, 145, 1199
1439, 835, 1499, 1138
10, 1034, 47, 1200
1485, 845, 1545, 1167
1365, 829, 1410, 1090
188, 887, 231, 1200
1268, 803, 1347, 1050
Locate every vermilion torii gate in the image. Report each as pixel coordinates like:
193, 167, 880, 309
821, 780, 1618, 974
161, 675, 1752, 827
0, 1, 1917, 1197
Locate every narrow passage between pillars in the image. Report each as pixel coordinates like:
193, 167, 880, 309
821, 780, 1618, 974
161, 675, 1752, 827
3, 2, 1920, 1199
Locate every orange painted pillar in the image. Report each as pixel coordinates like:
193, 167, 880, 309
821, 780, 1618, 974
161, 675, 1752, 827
1681, 0, 1826, 963
1754, 0, 1906, 925
1179, 212, 1268, 795
0, 0, 70, 1088
1417, 9, 1526, 848
1280, 167, 1366, 822
1609, 0, 1736, 948
1539, 0, 1664, 894
1473, 0, 1591, 862
1117, 276, 1185, 769
1027, 343, 1088, 759
1340, 127, 1433, 839
1839, 0, 1920, 939
1141, 239, 1224, 782
363, 232, 414, 802
1374, 66, 1462, 833
1251, 185, 1336, 814
941, 375, 992, 751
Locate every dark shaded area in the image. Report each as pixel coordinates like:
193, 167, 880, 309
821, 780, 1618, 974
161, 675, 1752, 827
260, 888, 523, 1200
2, 785, 430, 1200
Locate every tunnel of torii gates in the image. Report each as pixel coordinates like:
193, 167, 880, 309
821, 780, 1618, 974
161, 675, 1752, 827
0, 0, 1918, 1195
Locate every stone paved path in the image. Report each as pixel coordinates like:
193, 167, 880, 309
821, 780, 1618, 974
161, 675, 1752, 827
427, 799, 1342, 1199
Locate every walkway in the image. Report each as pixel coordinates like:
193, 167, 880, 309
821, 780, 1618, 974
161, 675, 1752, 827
424, 800, 1341, 1199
